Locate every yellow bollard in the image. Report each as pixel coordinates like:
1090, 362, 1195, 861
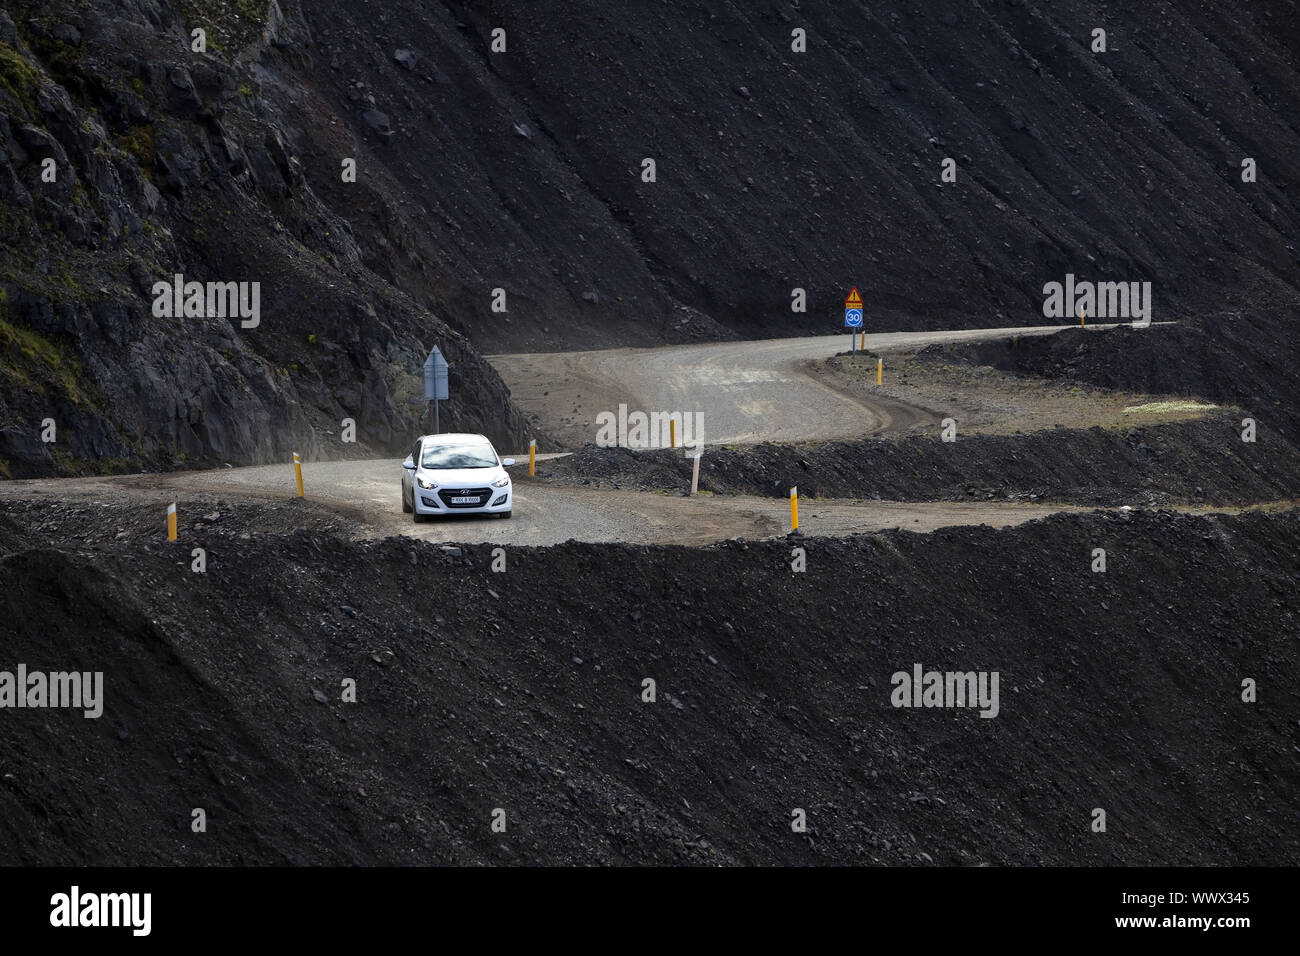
167, 502, 177, 542
877, 358, 883, 386
670, 419, 677, 450
293, 452, 304, 498
790, 486, 799, 532
1080, 306, 1085, 327
529, 438, 536, 476
860, 330, 865, 351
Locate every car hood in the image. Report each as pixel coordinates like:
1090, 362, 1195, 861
416, 466, 505, 487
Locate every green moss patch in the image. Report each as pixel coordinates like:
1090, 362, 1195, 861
0, 292, 94, 406
178, 0, 269, 57
117, 124, 156, 173
0, 41, 40, 110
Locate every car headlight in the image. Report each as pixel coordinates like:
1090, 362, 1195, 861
416, 476, 437, 490
492, 475, 511, 488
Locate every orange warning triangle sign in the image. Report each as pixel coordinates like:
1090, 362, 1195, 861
845, 286, 863, 308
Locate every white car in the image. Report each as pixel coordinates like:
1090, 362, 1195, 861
401, 433, 515, 521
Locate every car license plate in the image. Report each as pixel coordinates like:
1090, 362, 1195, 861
450, 496, 479, 504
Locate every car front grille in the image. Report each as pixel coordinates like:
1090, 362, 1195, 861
437, 487, 493, 509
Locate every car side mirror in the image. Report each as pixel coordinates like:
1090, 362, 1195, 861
402, 458, 416, 470
502, 458, 516, 467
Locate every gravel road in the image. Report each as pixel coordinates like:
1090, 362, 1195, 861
0, 457, 1249, 547
488, 324, 1127, 447
4, 326, 1209, 546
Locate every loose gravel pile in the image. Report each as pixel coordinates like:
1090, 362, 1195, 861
538, 414, 1300, 506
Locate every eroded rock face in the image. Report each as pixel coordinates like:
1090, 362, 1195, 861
0, 0, 534, 476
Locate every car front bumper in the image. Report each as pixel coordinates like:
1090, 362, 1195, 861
413, 484, 512, 515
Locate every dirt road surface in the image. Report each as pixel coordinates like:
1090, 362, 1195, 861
488, 324, 1130, 447
4, 326, 1217, 546
0, 458, 1250, 547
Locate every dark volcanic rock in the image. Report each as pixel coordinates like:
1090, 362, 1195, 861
362, 108, 394, 143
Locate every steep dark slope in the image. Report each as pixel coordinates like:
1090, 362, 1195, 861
1, 0, 1297, 477
300, 0, 1300, 350
1, 501, 1297, 864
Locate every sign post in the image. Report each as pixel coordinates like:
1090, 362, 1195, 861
844, 286, 863, 355
423, 346, 450, 433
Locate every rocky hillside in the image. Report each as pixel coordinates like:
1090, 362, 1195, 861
0, 0, 534, 477
1, 0, 1298, 476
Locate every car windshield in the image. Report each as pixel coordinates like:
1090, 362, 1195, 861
421, 442, 497, 469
